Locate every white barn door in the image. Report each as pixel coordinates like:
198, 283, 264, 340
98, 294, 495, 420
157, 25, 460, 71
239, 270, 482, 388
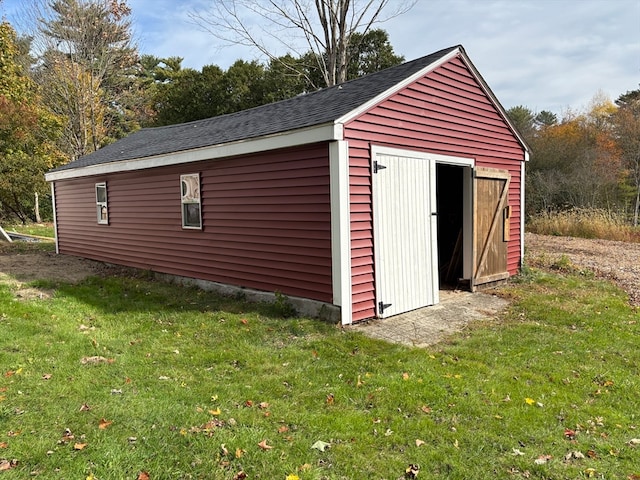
372, 148, 439, 318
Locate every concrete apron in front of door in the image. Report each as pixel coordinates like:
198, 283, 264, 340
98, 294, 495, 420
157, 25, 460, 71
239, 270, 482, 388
348, 290, 509, 348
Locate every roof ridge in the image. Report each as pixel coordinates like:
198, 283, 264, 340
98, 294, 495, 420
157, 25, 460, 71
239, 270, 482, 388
145, 45, 461, 133
47, 45, 463, 175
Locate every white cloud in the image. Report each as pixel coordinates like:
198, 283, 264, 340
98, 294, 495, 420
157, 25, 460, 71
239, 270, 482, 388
2, 0, 638, 114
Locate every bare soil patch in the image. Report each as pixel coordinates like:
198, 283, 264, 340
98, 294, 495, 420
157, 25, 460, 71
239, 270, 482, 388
0, 250, 113, 299
525, 233, 640, 306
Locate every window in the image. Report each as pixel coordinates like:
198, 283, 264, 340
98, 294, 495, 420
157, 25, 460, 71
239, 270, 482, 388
181, 173, 202, 229
96, 182, 108, 224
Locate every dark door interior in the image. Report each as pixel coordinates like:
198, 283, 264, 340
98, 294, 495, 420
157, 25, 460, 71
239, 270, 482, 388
436, 164, 464, 287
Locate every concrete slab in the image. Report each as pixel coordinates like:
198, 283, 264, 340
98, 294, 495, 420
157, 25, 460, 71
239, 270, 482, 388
347, 290, 509, 348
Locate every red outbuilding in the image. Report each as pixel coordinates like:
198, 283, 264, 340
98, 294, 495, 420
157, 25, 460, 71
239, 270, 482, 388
46, 45, 529, 325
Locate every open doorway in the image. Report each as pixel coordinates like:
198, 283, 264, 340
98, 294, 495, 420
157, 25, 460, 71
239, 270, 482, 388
436, 163, 467, 288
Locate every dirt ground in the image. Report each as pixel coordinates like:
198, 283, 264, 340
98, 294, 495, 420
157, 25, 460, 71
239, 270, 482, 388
0, 234, 639, 306
0, 250, 115, 300
525, 233, 640, 307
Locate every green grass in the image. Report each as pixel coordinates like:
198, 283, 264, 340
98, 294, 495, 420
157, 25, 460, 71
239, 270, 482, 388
1, 223, 55, 239
0, 249, 638, 479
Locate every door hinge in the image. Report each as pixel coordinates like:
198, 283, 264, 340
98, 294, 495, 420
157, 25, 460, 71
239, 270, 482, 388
378, 301, 392, 314
373, 161, 387, 174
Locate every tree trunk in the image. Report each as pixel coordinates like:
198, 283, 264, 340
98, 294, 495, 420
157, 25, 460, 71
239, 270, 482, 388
35, 191, 42, 223
634, 187, 639, 227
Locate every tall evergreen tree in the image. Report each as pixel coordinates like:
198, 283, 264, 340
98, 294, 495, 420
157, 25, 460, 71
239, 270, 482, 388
36, 0, 138, 159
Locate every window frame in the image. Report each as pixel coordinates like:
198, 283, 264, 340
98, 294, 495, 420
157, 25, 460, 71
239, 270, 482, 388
180, 173, 202, 230
95, 182, 109, 225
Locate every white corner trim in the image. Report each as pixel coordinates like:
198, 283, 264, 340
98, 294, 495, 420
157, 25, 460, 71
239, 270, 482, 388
50, 182, 59, 254
45, 123, 342, 182
335, 48, 461, 125
521, 160, 526, 263
329, 140, 352, 325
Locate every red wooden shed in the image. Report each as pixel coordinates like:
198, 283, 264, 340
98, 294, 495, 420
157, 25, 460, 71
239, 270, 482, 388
45, 45, 529, 325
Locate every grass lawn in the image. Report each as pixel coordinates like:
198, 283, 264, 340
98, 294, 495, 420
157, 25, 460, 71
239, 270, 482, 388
0, 245, 638, 479
1, 223, 55, 239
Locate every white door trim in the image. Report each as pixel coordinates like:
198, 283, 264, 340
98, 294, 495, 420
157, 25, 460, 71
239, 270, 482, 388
371, 146, 475, 318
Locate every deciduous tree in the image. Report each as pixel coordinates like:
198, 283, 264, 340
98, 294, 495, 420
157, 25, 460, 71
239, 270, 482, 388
613, 88, 640, 225
33, 0, 138, 159
0, 21, 64, 222
190, 0, 414, 88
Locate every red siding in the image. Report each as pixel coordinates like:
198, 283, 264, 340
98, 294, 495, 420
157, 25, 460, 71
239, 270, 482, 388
344, 55, 525, 322
54, 144, 333, 302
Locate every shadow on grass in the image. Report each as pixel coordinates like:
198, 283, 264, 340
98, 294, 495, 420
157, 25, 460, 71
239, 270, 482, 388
33, 273, 301, 321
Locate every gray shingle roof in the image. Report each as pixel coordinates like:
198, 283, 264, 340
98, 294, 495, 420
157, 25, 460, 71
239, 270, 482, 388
51, 46, 459, 173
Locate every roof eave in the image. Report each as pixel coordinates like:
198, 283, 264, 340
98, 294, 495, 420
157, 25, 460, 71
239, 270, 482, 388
46, 122, 343, 182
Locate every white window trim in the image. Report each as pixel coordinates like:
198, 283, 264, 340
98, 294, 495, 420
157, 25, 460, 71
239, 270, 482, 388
96, 182, 108, 225
181, 173, 202, 230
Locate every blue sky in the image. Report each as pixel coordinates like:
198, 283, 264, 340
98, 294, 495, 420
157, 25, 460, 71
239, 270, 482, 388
2, 0, 639, 115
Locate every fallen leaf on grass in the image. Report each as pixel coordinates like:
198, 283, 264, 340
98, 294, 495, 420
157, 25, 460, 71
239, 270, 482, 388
420, 405, 432, 414
405, 463, 420, 478
584, 468, 597, 478
524, 397, 536, 405
564, 428, 577, 440
137, 472, 150, 480
415, 439, 425, 447
42, 373, 52, 380
235, 448, 244, 458
311, 440, 330, 452
98, 418, 113, 430
534, 455, 552, 465
233, 472, 247, 480
73, 442, 87, 450
628, 438, 640, 447
79, 403, 91, 412
0, 443, 7, 449
285, 475, 300, 480
258, 402, 269, 409
80, 356, 114, 365
257, 439, 272, 450
326, 394, 334, 405
278, 425, 289, 434
60, 428, 74, 443
564, 451, 585, 461
0, 459, 18, 471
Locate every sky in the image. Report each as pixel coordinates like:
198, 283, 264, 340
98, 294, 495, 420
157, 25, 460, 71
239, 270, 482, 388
1, 0, 639, 115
